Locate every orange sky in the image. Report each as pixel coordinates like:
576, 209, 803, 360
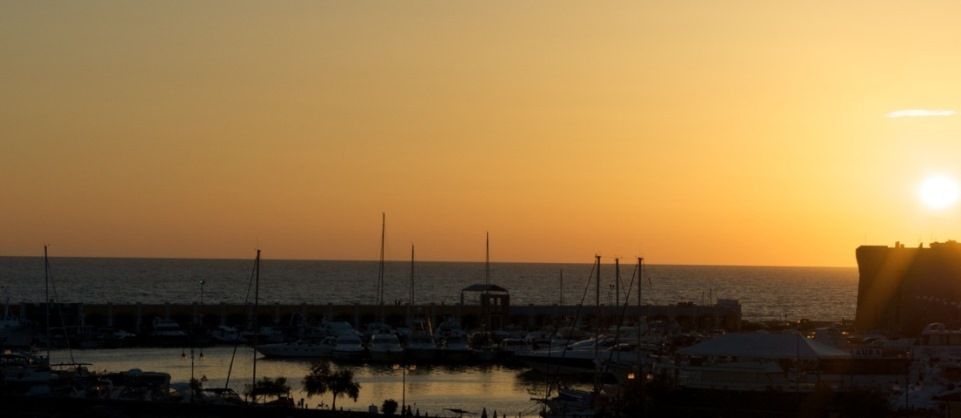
3, 1, 961, 266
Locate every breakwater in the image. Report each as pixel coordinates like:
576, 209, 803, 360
7, 300, 742, 333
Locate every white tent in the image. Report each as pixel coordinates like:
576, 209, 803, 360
679, 332, 851, 360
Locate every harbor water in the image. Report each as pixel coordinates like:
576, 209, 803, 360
50, 347, 576, 417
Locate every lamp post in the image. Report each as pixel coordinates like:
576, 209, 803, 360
394, 363, 416, 414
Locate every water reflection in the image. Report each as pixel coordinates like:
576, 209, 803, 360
52, 347, 564, 417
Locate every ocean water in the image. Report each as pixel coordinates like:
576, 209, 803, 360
0, 257, 857, 321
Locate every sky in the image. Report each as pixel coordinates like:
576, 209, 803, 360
3, 1, 961, 266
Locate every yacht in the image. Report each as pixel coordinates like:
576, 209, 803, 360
331, 334, 365, 361
441, 331, 472, 362
497, 338, 530, 359
516, 335, 623, 374
148, 318, 187, 346
210, 326, 243, 343
405, 331, 438, 362
0, 351, 56, 396
241, 326, 286, 344
368, 333, 405, 363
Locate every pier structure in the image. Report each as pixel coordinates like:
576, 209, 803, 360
9, 299, 741, 334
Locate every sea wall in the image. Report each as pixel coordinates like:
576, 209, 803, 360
8, 300, 741, 333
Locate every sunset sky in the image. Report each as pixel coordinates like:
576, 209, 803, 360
3, 1, 961, 266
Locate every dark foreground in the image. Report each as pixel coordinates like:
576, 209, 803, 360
1, 396, 372, 418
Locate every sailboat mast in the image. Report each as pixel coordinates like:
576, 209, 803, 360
637, 256, 645, 416
485, 232, 490, 286
484, 232, 492, 330
408, 244, 415, 328
615, 258, 620, 309
637, 257, 643, 318
593, 255, 602, 394
251, 249, 261, 402
378, 213, 386, 319
44, 245, 50, 362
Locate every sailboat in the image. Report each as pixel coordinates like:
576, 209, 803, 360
470, 233, 499, 362
404, 244, 439, 362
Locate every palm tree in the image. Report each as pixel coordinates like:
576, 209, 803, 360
303, 361, 361, 410
244, 376, 290, 404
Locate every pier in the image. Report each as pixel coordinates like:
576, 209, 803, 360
7, 300, 741, 334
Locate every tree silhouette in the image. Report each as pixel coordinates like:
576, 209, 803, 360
382, 399, 399, 415
244, 376, 290, 404
303, 361, 361, 410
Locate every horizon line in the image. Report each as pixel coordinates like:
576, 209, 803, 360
0, 253, 855, 269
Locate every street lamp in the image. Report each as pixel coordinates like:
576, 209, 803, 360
393, 363, 416, 414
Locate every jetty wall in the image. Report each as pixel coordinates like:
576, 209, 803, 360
6, 300, 741, 332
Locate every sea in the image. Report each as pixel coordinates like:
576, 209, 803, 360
0, 257, 857, 322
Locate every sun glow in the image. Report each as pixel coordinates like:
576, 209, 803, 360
919, 175, 960, 210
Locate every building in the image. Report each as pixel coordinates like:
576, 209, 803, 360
856, 240, 961, 336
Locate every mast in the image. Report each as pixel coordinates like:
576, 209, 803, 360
251, 249, 261, 402
408, 244, 415, 328
615, 258, 620, 312
485, 232, 490, 286
637, 256, 644, 410
484, 232, 491, 330
593, 255, 601, 395
637, 257, 644, 329
378, 213, 386, 320
44, 245, 50, 362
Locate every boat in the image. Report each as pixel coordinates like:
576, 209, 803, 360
210, 326, 243, 343
148, 318, 188, 346
405, 329, 438, 362
321, 321, 361, 338
241, 326, 286, 344
517, 335, 622, 375
497, 338, 529, 360
368, 333, 405, 363
331, 334, 365, 361
0, 351, 57, 396
469, 332, 498, 362
441, 331, 472, 363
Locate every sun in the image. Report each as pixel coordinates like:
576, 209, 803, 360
919, 175, 960, 210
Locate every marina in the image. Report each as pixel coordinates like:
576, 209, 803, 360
0, 247, 939, 417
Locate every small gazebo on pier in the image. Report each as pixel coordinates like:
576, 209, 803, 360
460, 284, 510, 330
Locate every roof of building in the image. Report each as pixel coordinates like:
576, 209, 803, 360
461, 284, 508, 293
